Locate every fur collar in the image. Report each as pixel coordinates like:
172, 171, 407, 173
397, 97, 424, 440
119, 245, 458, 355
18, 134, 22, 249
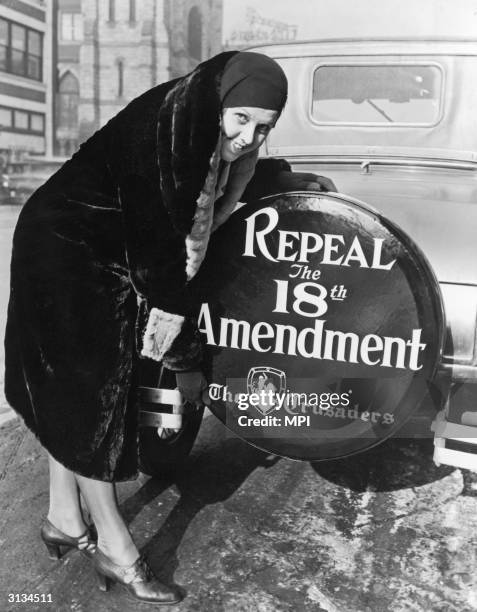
185, 139, 258, 280
157, 51, 259, 280
157, 51, 238, 237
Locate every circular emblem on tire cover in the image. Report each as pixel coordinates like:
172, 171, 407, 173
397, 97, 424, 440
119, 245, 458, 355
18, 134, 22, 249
190, 192, 444, 460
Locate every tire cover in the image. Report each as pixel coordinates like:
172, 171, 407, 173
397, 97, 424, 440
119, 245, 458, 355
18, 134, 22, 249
190, 192, 444, 460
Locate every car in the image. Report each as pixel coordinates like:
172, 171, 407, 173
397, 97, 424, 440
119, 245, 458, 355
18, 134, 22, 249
0, 157, 64, 205
138, 38, 477, 476
247, 37, 477, 469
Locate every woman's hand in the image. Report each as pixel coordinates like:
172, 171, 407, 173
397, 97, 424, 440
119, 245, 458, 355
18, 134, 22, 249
175, 370, 210, 407
276, 170, 337, 193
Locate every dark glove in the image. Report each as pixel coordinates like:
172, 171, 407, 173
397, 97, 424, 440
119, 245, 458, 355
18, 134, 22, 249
175, 370, 210, 407
276, 171, 337, 193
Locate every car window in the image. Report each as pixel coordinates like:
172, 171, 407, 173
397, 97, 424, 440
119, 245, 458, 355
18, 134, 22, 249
312, 64, 443, 125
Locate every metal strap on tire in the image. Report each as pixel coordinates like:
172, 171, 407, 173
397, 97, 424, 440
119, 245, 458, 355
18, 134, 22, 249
139, 387, 184, 409
138, 386, 185, 430
140, 410, 183, 429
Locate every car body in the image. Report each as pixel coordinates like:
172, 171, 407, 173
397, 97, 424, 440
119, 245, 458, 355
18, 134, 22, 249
137, 38, 477, 473
247, 38, 477, 420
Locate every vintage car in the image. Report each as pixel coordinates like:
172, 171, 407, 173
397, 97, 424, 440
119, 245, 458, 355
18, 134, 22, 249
139, 38, 477, 475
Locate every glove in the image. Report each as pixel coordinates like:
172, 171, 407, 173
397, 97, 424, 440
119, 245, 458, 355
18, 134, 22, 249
175, 370, 210, 407
276, 171, 337, 193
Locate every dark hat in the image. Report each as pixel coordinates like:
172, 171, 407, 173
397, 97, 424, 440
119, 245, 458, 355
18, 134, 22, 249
220, 52, 288, 112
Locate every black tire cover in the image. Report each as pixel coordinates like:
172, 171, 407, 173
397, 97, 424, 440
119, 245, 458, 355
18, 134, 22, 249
190, 192, 445, 460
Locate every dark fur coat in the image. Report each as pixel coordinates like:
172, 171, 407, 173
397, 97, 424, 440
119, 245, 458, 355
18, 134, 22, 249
4, 52, 290, 481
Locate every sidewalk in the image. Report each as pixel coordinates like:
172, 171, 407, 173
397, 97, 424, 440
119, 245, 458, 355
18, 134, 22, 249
0, 206, 19, 428
0, 388, 15, 427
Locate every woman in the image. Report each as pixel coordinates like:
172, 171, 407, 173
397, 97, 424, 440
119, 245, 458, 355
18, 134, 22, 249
4, 51, 335, 604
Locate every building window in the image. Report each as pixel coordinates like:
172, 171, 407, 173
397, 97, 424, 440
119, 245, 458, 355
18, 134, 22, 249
0, 106, 12, 129
106, 1, 135, 24
129, 0, 136, 22
14, 109, 29, 130
108, 0, 115, 22
0, 17, 43, 81
27, 30, 41, 79
0, 105, 45, 134
117, 60, 124, 98
11, 24, 26, 75
60, 13, 83, 41
0, 19, 7, 72
56, 71, 79, 130
30, 113, 45, 133
188, 7, 202, 61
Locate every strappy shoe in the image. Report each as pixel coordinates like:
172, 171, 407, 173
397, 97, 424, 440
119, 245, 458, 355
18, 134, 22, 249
40, 519, 97, 560
92, 547, 182, 605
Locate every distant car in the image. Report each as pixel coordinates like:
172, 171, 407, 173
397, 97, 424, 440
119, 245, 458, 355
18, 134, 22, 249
0, 157, 65, 205
248, 37, 477, 451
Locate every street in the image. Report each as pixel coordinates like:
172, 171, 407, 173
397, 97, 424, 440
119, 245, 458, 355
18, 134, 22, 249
2, 415, 477, 610
1, 204, 477, 611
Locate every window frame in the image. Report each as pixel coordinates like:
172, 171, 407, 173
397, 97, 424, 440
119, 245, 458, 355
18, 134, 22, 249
56, 71, 79, 130
309, 60, 445, 128
187, 6, 203, 62
59, 12, 83, 42
0, 104, 45, 134
0, 106, 13, 129
108, 0, 115, 23
0, 17, 43, 81
129, 0, 136, 23
116, 59, 124, 98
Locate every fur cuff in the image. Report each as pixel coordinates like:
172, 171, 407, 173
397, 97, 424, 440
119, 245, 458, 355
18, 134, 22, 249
141, 308, 184, 362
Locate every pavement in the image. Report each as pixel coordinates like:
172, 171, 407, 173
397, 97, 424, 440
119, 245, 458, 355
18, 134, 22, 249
2, 411, 477, 612
0, 205, 19, 428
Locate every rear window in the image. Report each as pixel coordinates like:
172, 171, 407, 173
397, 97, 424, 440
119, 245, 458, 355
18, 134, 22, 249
312, 64, 443, 125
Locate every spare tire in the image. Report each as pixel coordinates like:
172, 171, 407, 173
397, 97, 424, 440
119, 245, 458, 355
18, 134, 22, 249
137, 364, 204, 478
189, 192, 445, 461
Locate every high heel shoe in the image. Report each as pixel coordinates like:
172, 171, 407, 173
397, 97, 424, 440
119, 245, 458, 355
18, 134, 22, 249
40, 519, 97, 560
91, 547, 182, 605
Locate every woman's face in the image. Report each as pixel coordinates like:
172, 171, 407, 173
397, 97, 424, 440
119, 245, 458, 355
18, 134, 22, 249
221, 107, 278, 162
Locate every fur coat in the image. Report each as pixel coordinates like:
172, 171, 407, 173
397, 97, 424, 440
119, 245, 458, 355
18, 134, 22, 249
4, 51, 290, 481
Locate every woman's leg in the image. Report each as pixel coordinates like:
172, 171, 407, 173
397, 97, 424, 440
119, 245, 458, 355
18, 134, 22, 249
47, 453, 88, 537
75, 474, 139, 565
48, 454, 139, 564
